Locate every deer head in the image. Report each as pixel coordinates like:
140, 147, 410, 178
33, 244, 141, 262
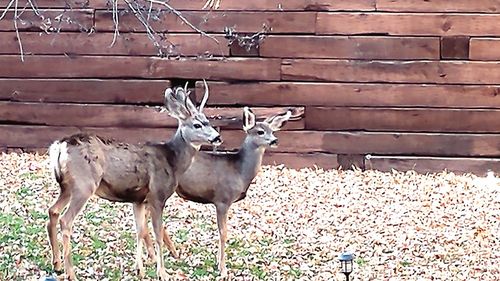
164, 80, 222, 147
242, 107, 291, 148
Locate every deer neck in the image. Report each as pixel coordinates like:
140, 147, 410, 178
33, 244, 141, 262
238, 137, 266, 184
166, 128, 198, 176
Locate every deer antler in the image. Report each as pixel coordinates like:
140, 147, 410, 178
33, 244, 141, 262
199, 79, 209, 112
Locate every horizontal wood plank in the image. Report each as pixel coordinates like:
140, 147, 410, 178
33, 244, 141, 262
263, 152, 339, 169
0, 32, 228, 56
0, 79, 169, 104
195, 82, 500, 108
0, 0, 90, 8
376, 0, 500, 13
320, 132, 500, 157
260, 36, 440, 59
95, 11, 316, 33
306, 107, 500, 132
0, 9, 93, 32
317, 13, 500, 36
1, 126, 498, 156
366, 156, 500, 176
0, 102, 304, 130
281, 59, 500, 84
0, 56, 281, 80
87, 0, 375, 11
470, 38, 500, 61
0, 125, 304, 152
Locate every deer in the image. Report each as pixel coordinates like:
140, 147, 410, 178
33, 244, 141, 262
46, 81, 221, 281
142, 107, 292, 278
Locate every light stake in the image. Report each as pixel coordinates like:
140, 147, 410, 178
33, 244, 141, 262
339, 252, 354, 281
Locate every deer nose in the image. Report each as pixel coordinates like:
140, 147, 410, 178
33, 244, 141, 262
269, 138, 278, 146
210, 135, 222, 145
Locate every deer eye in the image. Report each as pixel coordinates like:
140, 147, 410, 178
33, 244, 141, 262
194, 123, 202, 129
257, 130, 265, 135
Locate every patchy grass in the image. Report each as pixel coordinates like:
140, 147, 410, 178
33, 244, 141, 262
0, 153, 499, 280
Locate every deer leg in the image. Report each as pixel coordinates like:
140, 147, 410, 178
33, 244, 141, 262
60, 188, 92, 281
143, 230, 157, 261
216, 204, 229, 278
162, 227, 179, 259
132, 203, 149, 278
47, 187, 71, 273
150, 201, 168, 280
142, 218, 178, 260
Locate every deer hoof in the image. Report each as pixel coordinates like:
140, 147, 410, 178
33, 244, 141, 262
220, 267, 228, 279
53, 261, 63, 274
171, 251, 180, 259
136, 267, 145, 278
67, 272, 78, 281
157, 268, 168, 280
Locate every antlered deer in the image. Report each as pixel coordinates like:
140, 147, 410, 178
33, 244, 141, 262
144, 107, 291, 278
46, 82, 221, 280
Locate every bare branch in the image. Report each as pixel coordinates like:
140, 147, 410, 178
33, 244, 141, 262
145, 0, 219, 45
0, 0, 15, 21
123, 0, 165, 56
224, 25, 270, 52
109, 0, 120, 47
202, 0, 221, 10
13, 0, 25, 62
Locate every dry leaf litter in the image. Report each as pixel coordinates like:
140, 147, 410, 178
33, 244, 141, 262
0, 153, 498, 281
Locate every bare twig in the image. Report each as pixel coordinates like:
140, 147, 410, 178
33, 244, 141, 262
145, 0, 219, 44
109, 0, 120, 47
1, 0, 227, 60
0, 0, 15, 21
202, 0, 221, 10
13, 0, 25, 62
224, 25, 270, 52
123, 0, 165, 56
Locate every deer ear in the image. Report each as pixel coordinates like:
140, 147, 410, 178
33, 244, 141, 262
242, 107, 256, 131
266, 110, 292, 131
164, 87, 191, 120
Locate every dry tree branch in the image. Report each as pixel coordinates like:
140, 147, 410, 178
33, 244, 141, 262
0, 0, 15, 21
109, 0, 120, 47
123, 0, 165, 55
13, 0, 24, 62
202, 0, 221, 10
1, 0, 232, 60
145, 0, 219, 44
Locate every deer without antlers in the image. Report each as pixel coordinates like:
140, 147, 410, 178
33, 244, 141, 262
144, 107, 291, 278
46, 82, 221, 280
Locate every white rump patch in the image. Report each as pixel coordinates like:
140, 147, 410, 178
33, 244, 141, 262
48, 141, 69, 180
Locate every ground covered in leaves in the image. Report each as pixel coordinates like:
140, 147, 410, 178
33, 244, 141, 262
0, 153, 498, 281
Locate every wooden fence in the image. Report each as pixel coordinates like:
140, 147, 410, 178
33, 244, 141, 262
1, 0, 499, 174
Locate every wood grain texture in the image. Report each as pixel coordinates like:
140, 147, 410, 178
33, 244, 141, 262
0, 0, 90, 8
306, 107, 500, 132
0, 9, 93, 31
0, 79, 169, 104
95, 11, 316, 33
320, 132, 500, 157
440, 36, 470, 60
195, 82, 500, 108
281, 59, 500, 84
470, 38, 500, 60
0, 56, 281, 80
0, 102, 304, 130
317, 13, 500, 36
263, 152, 339, 169
2, 126, 498, 156
0, 33, 228, 56
376, 0, 500, 13
260, 36, 440, 59
366, 156, 500, 176
87, 0, 375, 11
